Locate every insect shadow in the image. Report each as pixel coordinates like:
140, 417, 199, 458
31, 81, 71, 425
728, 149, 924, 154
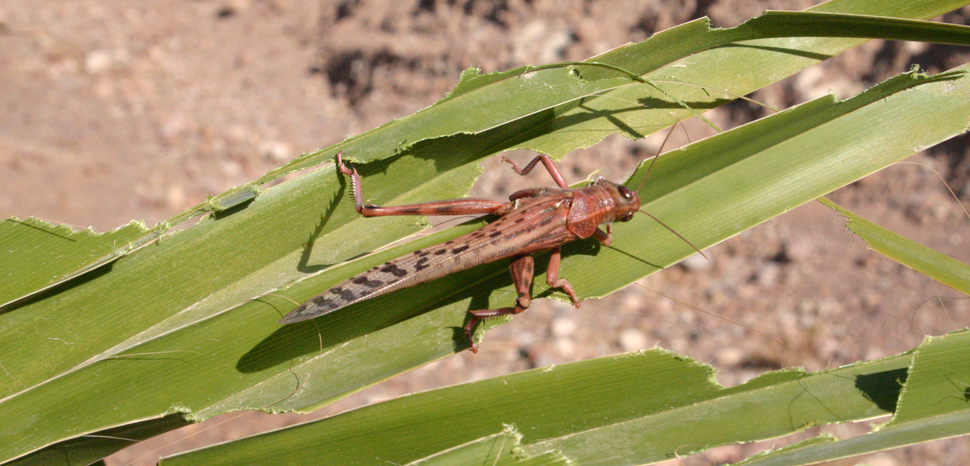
238, 237, 603, 372
238, 261, 504, 372
297, 186, 344, 274
935, 374, 970, 406
854, 367, 909, 413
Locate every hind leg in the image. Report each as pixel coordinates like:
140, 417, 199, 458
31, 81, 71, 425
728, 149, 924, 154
336, 152, 511, 217
465, 254, 534, 353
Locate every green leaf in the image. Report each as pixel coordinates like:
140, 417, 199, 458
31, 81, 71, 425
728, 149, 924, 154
731, 436, 839, 466
12, 416, 189, 466
819, 197, 970, 295
401, 427, 571, 466
4, 2, 970, 464
161, 332, 970, 466
731, 331, 970, 466
0, 218, 150, 309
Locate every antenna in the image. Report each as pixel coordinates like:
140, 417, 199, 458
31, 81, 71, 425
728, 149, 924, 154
632, 118, 706, 259
636, 210, 708, 259
636, 118, 691, 193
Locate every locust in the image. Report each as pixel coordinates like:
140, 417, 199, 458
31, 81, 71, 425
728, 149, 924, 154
280, 151, 697, 352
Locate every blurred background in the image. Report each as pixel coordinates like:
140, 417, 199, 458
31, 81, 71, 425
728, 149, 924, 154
2, 1, 969, 464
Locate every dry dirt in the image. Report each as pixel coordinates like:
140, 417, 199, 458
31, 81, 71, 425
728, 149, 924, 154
2, 1, 970, 465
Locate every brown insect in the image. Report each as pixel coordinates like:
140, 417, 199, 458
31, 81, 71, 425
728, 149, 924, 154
280, 151, 698, 352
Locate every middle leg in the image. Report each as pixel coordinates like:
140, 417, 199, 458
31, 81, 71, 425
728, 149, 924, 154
546, 247, 580, 307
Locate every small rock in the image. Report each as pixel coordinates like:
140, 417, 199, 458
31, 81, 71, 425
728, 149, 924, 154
865, 346, 886, 361
216, 0, 250, 18
221, 160, 243, 178
754, 263, 780, 287
551, 317, 577, 338
786, 237, 814, 262
817, 298, 843, 318
161, 114, 188, 140
863, 292, 882, 309
619, 291, 644, 312
618, 328, 648, 352
366, 392, 393, 404
85, 50, 113, 74
260, 140, 293, 162
516, 331, 536, 348
84, 48, 128, 74
166, 185, 186, 210
817, 339, 840, 361
680, 253, 711, 272
554, 338, 574, 357
704, 445, 744, 464
227, 124, 253, 142
716, 347, 744, 366
902, 41, 930, 55
539, 30, 574, 63
866, 453, 899, 466
949, 232, 963, 246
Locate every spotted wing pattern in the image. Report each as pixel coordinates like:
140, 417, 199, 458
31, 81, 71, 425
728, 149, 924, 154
279, 196, 576, 323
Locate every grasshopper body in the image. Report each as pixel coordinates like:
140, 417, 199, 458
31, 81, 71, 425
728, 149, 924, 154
280, 152, 641, 352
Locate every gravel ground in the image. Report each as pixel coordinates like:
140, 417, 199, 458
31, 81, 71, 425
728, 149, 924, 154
2, 1, 969, 465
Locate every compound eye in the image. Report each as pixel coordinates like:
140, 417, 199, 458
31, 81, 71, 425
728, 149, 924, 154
621, 211, 635, 222
618, 185, 634, 200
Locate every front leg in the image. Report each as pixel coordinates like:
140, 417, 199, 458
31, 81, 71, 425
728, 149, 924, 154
593, 225, 612, 247
508, 187, 567, 202
545, 247, 580, 307
336, 152, 511, 217
464, 254, 534, 353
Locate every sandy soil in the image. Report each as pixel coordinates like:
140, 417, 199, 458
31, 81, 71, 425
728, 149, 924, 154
2, 1, 969, 465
